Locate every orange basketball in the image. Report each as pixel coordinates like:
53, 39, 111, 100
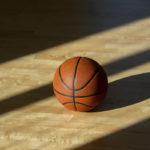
53, 56, 108, 112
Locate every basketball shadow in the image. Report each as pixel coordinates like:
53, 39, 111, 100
92, 72, 150, 112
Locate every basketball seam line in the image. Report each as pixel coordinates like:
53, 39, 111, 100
76, 67, 100, 91
59, 66, 72, 91
59, 64, 100, 91
62, 101, 93, 108
54, 88, 105, 98
73, 57, 81, 111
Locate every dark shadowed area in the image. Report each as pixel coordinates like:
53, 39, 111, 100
1, 0, 150, 63
0, 83, 53, 115
72, 118, 150, 150
92, 72, 150, 112
104, 49, 150, 76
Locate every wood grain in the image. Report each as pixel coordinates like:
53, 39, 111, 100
0, 0, 150, 149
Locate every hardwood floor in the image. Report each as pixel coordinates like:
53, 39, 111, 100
0, 0, 150, 149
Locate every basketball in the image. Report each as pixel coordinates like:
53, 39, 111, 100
53, 56, 108, 112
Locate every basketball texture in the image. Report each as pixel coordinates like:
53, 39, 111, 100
53, 57, 108, 112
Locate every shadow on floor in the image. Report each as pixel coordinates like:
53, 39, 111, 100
104, 49, 150, 76
1, 0, 150, 63
92, 72, 150, 112
72, 117, 150, 150
0, 83, 53, 115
